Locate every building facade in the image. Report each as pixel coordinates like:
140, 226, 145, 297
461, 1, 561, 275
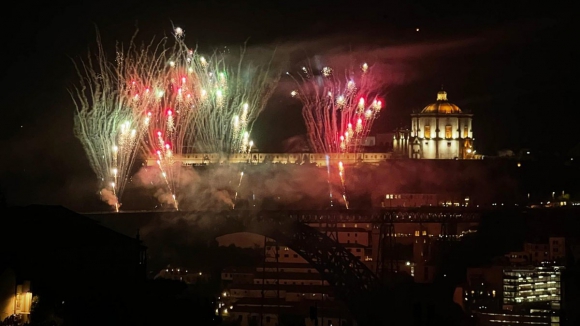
459, 237, 568, 326
394, 90, 477, 159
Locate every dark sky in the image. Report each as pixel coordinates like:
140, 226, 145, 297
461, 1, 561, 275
0, 0, 575, 208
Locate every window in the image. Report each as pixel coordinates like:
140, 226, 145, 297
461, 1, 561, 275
445, 125, 452, 139
424, 125, 431, 139
463, 126, 468, 138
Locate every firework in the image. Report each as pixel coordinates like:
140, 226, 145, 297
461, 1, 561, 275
72, 26, 281, 210
287, 59, 384, 209
71, 31, 149, 211
289, 61, 383, 153
189, 44, 281, 155
123, 28, 204, 210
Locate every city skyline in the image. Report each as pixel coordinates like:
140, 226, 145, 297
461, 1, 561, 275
0, 1, 574, 208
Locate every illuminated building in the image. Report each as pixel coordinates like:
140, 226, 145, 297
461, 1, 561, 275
221, 217, 470, 325
1, 205, 147, 324
505, 237, 566, 265
0, 273, 33, 324
381, 193, 469, 207
394, 89, 477, 159
222, 223, 371, 326
459, 236, 567, 326
147, 152, 392, 167
460, 265, 564, 325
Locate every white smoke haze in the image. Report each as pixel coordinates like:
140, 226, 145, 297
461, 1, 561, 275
124, 159, 520, 211
99, 188, 118, 207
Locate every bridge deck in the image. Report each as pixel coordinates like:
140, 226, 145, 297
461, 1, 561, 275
83, 207, 485, 223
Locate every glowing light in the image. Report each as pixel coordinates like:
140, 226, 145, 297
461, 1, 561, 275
358, 98, 365, 110
175, 27, 184, 36
291, 90, 297, 97
73, 29, 280, 211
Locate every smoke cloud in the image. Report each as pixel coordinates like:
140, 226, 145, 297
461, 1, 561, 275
99, 188, 118, 207
123, 159, 521, 211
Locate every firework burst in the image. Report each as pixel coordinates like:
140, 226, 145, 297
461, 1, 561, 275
288, 59, 385, 208
71, 31, 149, 211
189, 44, 281, 155
288, 61, 383, 154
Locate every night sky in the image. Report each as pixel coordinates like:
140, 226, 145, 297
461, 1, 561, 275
0, 0, 574, 208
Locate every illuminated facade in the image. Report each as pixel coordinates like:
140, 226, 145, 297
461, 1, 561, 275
0, 271, 33, 324
459, 236, 567, 326
394, 90, 476, 159
220, 218, 474, 326
147, 152, 392, 167
503, 266, 563, 309
222, 224, 369, 326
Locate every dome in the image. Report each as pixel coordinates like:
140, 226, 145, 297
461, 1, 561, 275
421, 90, 462, 114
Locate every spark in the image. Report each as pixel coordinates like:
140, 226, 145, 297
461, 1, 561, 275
71, 32, 150, 211
287, 59, 384, 209
73, 27, 282, 211
288, 61, 384, 153
174, 27, 184, 37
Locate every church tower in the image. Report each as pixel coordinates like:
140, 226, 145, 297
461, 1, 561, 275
409, 89, 474, 159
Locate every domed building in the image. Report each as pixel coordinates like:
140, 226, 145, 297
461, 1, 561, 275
393, 89, 475, 159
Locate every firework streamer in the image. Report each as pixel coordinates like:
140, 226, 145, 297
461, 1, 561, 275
325, 155, 334, 208
71, 30, 151, 211
126, 27, 214, 210
188, 43, 281, 155
289, 60, 384, 208
186, 42, 281, 208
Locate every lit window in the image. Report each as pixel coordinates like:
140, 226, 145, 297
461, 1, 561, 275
445, 125, 452, 139
424, 125, 431, 139
463, 126, 468, 138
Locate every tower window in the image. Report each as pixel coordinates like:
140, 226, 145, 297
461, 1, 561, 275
463, 126, 468, 138
424, 125, 431, 139
445, 125, 452, 139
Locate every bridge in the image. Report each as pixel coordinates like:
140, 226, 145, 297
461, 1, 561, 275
84, 207, 487, 325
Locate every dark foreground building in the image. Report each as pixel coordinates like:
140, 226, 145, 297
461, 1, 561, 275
0, 205, 146, 325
